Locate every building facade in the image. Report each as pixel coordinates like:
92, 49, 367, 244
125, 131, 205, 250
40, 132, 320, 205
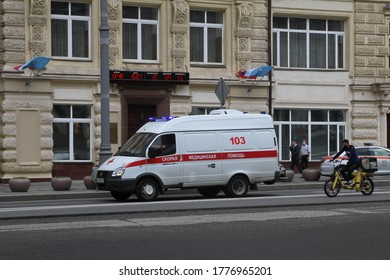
0, 0, 389, 181
272, 0, 390, 162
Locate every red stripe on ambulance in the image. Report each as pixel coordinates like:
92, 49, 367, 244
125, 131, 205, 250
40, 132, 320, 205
123, 150, 277, 168
222, 150, 277, 159
182, 153, 221, 161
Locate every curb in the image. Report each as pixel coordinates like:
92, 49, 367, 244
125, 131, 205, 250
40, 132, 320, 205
0, 191, 112, 202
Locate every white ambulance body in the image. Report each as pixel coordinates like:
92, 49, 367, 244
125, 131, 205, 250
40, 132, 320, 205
95, 112, 280, 201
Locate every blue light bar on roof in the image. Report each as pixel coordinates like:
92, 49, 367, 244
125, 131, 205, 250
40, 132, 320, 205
148, 116, 176, 122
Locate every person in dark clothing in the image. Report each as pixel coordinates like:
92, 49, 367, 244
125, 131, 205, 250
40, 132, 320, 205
332, 139, 360, 184
290, 140, 303, 174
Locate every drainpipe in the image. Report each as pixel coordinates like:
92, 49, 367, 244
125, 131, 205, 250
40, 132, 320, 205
99, 0, 112, 165
268, 0, 273, 116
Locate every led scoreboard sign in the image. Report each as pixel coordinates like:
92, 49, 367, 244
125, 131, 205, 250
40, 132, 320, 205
110, 70, 189, 84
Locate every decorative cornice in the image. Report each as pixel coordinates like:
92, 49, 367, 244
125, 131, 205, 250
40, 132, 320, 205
108, 0, 120, 20
28, 15, 47, 25
172, 0, 189, 25
109, 46, 119, 54
3, 0, 25, 12
171, 49, 187, 57
171, 0, 189, 72
235, 28, 253, 38
236, 52, 252, 60
31, 0, 46, 15
170, 24, 187, 34
372, 83, 390, 92
109, 21, 120, 30
237, 2, 254, 28
3, 26, 25, 38
4, 39, 25, 50
29, 41, 46, 50
3, 14, 25, 25
351, 83, 390, 95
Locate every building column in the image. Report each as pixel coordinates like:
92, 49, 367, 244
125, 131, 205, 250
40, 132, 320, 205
171, 0, 189, 72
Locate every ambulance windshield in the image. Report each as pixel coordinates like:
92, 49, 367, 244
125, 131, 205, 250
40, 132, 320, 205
117, 133, 156, 157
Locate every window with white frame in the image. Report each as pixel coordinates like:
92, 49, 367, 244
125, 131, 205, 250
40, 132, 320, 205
51, 1, 91, 59
53, 105, 92, 161
122, 6, 159, 62
273, 17, 345, 69
191, 106, 220, 115
190, 10, 223, 64
274, 109, 346, 161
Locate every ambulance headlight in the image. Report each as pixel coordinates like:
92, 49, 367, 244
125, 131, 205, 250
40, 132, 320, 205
112, 167, 125, 177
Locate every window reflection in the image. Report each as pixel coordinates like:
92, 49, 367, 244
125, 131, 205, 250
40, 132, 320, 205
274, 109, 346, 160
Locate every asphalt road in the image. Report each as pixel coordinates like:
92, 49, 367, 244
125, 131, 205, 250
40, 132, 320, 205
2, 186, 390, 219
1, 187, 390, 260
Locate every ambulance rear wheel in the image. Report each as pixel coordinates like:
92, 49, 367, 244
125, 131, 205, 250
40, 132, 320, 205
111, 191, 131, 202
197, 187, 220, 198
135, 178, 159, 201
224, 175, 249, 197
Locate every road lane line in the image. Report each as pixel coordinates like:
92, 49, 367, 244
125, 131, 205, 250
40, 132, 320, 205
1, 206, 390, 232
0, 210, 346, 232
1, 191, 390, 213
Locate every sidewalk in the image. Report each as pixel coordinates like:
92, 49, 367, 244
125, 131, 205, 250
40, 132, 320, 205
1, 176, 389, 202
0, 180, 111, 202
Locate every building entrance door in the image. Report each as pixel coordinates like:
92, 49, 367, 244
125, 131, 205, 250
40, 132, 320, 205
127, 104, 156, 138
120, 88, 170, 144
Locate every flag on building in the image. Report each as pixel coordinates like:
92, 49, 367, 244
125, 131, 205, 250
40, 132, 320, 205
236, 65, 272, 79
14, 56, 52, 71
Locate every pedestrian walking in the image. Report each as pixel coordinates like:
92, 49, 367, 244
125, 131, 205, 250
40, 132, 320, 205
290, 140, 303, 174
300, 140, 311, 169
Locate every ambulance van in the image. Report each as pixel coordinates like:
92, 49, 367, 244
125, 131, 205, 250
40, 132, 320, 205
95, 111, 280, 201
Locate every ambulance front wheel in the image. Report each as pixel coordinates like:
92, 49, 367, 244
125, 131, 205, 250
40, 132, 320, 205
135, 178, 159, 201
111, 191, 131, 202
224, 175, 249, 197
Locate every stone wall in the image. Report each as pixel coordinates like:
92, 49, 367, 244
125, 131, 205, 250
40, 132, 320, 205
0, 0, 271, 179
236, 0, 269, 70
29, 0, 49, 58
351, 1, 390, 146
354, 1, 389, 83
0, 0, 26, 69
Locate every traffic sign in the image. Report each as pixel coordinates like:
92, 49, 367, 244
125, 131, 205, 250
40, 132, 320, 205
215, 77, 230, 108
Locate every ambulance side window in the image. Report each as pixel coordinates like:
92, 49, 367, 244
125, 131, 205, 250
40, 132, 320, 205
151, 134, 176, 156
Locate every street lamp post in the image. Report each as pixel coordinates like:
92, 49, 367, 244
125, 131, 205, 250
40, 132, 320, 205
99, 0, 112, 165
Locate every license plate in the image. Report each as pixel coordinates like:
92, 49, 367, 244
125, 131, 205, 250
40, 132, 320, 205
96, 178, 105, 184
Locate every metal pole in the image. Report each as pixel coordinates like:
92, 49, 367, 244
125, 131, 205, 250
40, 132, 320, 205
99, 0, 112, 165
268, 0, 273, 116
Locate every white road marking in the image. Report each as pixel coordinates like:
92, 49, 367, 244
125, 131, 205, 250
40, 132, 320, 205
1, 191, 390, 213
0, 207, 389, 232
